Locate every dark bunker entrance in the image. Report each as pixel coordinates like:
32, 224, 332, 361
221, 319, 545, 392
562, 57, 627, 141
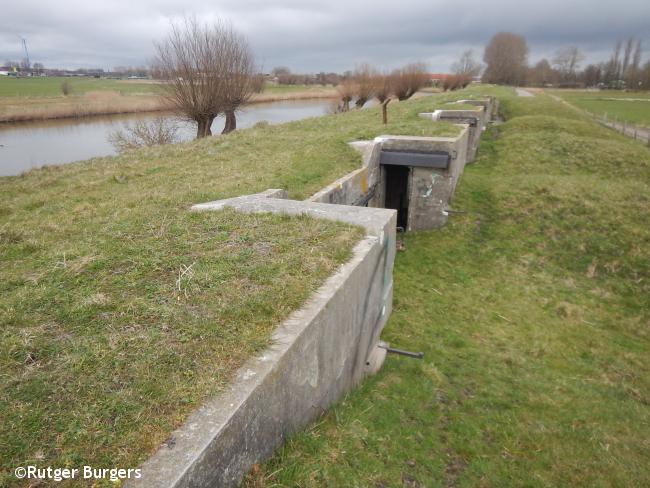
382, 164, 410, 229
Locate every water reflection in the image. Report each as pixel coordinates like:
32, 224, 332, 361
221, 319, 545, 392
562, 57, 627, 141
0, 98, 331, 177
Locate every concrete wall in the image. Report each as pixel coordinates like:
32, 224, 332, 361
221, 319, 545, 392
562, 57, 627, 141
375, 130, 470, 230
129, 192, 396, 488
419, 107, 484, 162
308, 141, 382, 206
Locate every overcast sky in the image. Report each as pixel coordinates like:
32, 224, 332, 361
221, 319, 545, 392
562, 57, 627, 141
1, 0, 649, 72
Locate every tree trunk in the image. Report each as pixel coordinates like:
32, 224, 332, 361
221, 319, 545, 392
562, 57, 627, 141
205, 115, 215, 136
355, 98, 367, 109
382, 99, 391, 125
196, 116, 216, 138
196, 118, 207, 138
222, 110, 237, 134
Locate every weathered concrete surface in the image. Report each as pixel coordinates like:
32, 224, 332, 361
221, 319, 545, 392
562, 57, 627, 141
308, 141, 382, 206
129, 193, 396, 488
309, 166, 371, 205
419, 107, 485, 162
372, 129, 470, 231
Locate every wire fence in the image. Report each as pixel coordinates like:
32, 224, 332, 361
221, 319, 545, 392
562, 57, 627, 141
586, 111, 650, 147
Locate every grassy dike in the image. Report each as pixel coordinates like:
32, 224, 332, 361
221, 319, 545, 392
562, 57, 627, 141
0, 94, 459, 485
245, 90, 650, 486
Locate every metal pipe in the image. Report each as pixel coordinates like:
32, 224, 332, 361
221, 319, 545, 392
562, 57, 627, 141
378, 344, 424, 359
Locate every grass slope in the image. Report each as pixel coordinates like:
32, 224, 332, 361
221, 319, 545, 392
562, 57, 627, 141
245, 89, 650, 487
1, 94, 460, 485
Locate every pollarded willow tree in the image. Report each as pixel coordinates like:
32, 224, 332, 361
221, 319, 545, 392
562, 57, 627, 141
154, 18, 256, 139
352, 64, 378, 108
374, 71, 393, 124
391, 62, 430, 101
219, 27, 256, 134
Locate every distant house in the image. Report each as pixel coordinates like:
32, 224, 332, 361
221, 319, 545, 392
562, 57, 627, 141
429, 73, 452, 87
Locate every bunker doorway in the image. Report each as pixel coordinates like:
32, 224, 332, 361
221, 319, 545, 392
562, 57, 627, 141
383, 164, 410, 229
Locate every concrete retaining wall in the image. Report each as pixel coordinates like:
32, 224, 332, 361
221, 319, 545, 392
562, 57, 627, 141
129, 192, 396, 488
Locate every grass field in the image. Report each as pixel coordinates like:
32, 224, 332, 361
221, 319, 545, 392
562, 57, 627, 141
0, 94, 460, 486
549, 89, 650, 127
0, 77, 162, 97
0, 77, 333, 98
245, 89, 650, 487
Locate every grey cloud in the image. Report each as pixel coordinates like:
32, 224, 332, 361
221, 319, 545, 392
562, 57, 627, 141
1, 0, 649, 72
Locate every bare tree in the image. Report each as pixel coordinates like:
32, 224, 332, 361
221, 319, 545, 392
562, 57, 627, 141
626, 39, 643, 89
451, 50, 481, 80
220, 29, 256, 133
603, 40, 623, 87
154, 18, 256, 139
581, 64, 602, 87
621, 38, 634, 81
482, 32, 529, 85
527, 58, 558, 87
553, 46, 585, 85
373, 72, 393, 124
109, 117, 179, 152
391, 62, 429, 100
442, 74, 472, 91
352, 64, 378, 108
336, 78, 355, 111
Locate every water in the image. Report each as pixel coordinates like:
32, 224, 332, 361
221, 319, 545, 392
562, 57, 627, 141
0, 99, 332, 177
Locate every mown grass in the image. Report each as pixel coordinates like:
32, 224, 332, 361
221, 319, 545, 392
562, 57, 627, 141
549, 89, 650, 127
245, 89, 650, 487
0, 77, 162, 97
1, 93, 465, 485
0, 78, 330, 98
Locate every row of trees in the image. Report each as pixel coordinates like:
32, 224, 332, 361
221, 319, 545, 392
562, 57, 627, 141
333, 63, 430, 123
481, 32, 649, 89
270, 67, 341, 86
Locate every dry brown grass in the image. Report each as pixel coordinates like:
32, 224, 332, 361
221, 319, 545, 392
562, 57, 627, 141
0, 88, 338, 123
0, 92, 170, 122
250, 89, 337, 103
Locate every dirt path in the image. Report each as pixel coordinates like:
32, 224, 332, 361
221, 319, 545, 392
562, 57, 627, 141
515, 88, 534, 97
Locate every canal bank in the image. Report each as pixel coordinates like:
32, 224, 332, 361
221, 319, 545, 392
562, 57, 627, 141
0, 98, 334, 176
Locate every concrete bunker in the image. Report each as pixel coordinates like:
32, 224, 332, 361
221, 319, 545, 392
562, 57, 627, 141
129, 96, 497, 488
310, 97, 494, 232
379, 148, 452, 230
